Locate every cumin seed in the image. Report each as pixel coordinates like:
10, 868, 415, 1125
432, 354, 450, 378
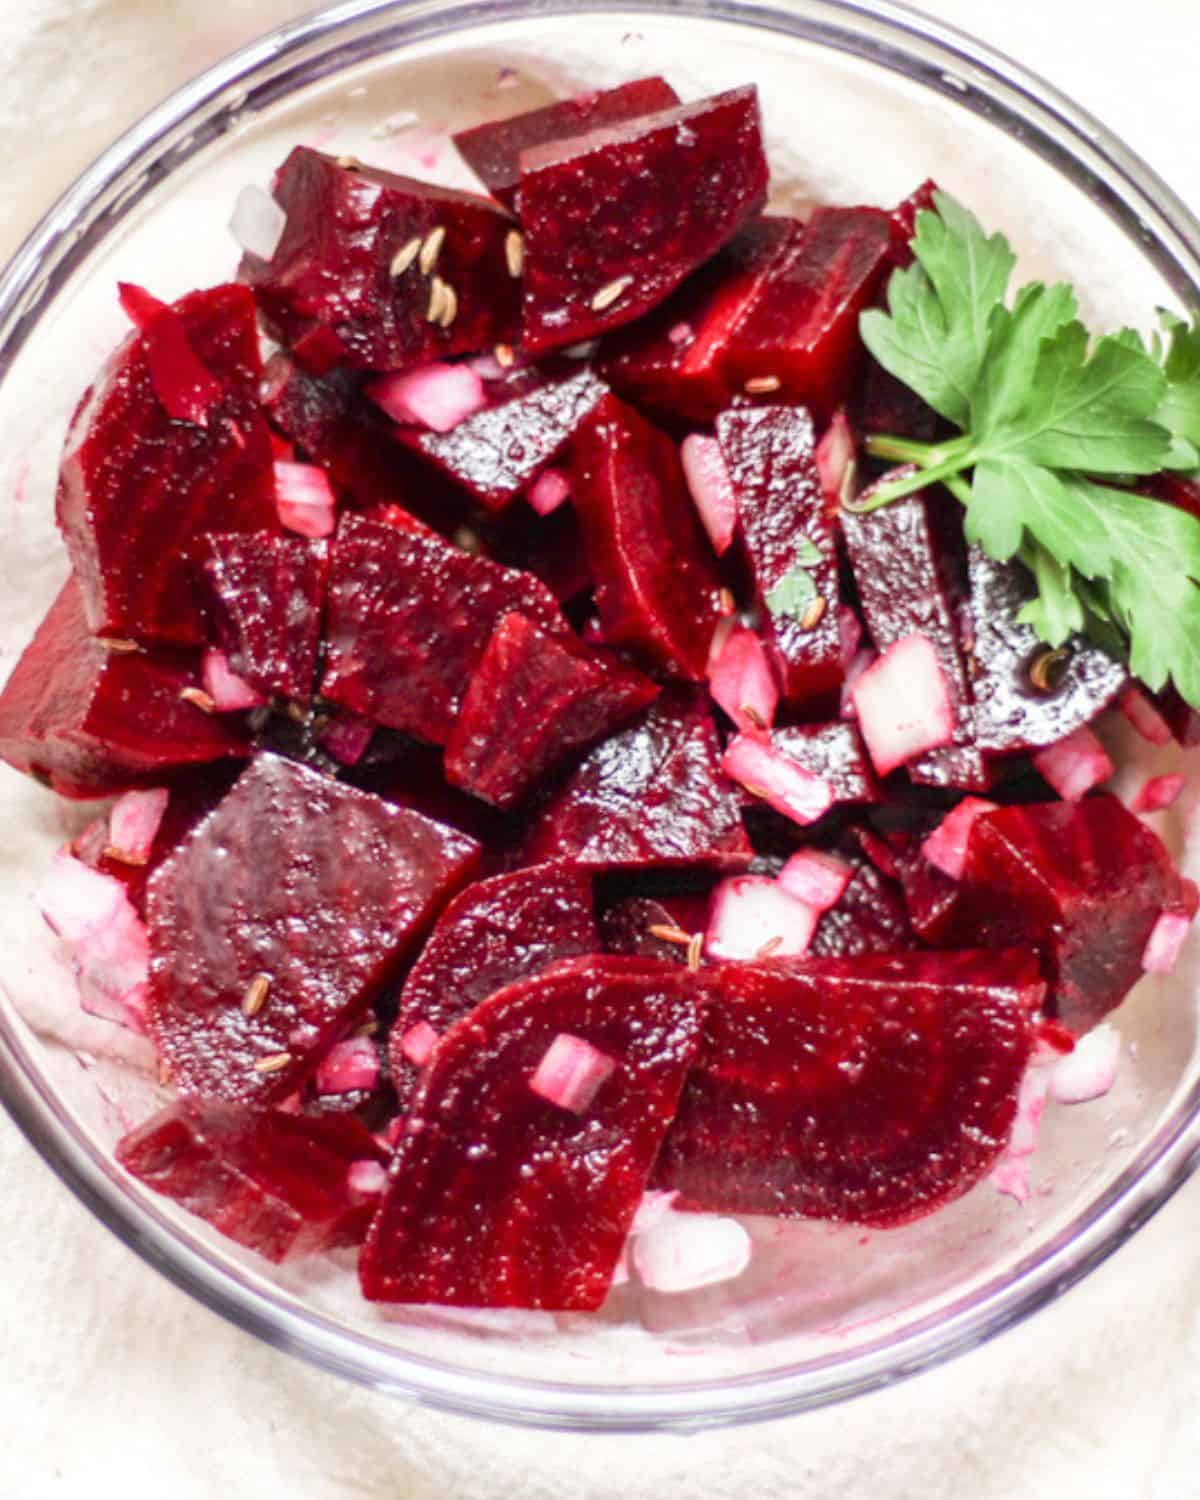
241, 973, 271, 1018
419, 224, 446, 275
505, 230, 524, 278
390, 237, 422, 277
590, 274, 633, 312
179, 687, 216, 714
744, 375, 782, 395
253, 1051, 293, 1074
647, 923, 692, 947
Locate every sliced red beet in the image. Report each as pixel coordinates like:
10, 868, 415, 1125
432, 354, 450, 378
389, 861, 598, 1098
521, 692, 752, 871
810, 855, 915, 958
949, 796, 1187, 1032
768, 722, 880, 804
116, 1101, 387, 1261
571, 395, 722, 678
716, 405, 842, 707
720, 207, 891, 420
360, 956, 705, 1308
0, 579, 247, 799
965, 549, 1126, 755
477, 497, 593, 604
654, 950, 1039, 1226
841, 492, 986, 789
118, 285, 224, 426
319, 516, 568, 744
444, 612, 659, 808
146, 753, 480, 1105
516, 85, 768, 354
886, 178, 938, 265
199, 532, 326, 702
599, 216, 801, 423
453, 77, 680, 209
243, 147, 519, 372
396, 368, 607, 512
57, 284, 277, 647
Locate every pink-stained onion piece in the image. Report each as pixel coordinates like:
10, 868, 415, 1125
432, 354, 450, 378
1032, 726, 1114, 801
315, 1036, 380, 1095
229, 183, 287, 262
397, 1020, 440, 1067
633, 1211, 752, 1293
526, 466, 572, 516
839, 647, 876, 720
367, 362, 487, 433
1119, 685, 1173, 746
777, 849, 852, 912
721, 734, 835, 826
1142, 910, 1193, 974
1048, 1023, 1121, 1104
347, 1160, 389, 1199
920, 796, 1000, 881
850, 633, 956, 776
274, 460, 337, 538
990, 1154, 1032, 1205
1131, 773, 1186, 814
38, 851, 150, 1033
705, 875, 819, 961
814, 408, 855, 504
529, 1033, 617, 1114
201, 649, 266, 712
680, 432, 738, 555
106, 787, 170, 866
707, 626, 778, 736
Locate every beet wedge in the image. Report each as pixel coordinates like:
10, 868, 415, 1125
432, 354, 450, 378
453, 77, 680, 209
146, 754, 480, 1105
361, 956, 705, 1308
389, 861, 598, 1098
571, 395, 723, 679
445, 612, 660, 808
57, 284, 277, 647
117, 1102, 387, 1261
0, 579, 248, 798
521, 692, 752, 871
243, 147, 519, 373
810, 855, 915, 958
654, 950, 1040, 1225
768, 723, 880, 805
200, 532, 327, 702
516, 85, 768, 354
716, 405, 842, 708
319, 515, 569, 744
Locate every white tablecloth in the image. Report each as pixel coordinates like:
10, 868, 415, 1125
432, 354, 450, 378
3, 2, 1200, 1495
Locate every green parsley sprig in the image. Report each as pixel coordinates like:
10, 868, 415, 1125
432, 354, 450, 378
856, 191, 1200, 709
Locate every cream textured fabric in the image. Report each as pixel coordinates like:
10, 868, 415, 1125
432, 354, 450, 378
3, 2, 1200, 1495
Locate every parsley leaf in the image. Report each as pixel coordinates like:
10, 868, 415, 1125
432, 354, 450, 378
1154, 310, 1200, 469
765, 564, 818, 618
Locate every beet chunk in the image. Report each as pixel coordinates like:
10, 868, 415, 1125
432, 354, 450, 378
654, 950, 1039, 1225
948, 797, 1187, 1032
146, 753, 479, 1105
57, 284, 277, 647
515, 85, 768, 354
810, 856, 915, 957
720, 207, 891, 419
572, 395, 722, 678
397, 368, 607, 512
769, 723, 880, 805
200, 532, 327, 702
521, 692, 752, 871
716, 405, 841, 707
361, 956, 705, 1308
243, 147, 519, 373
453, 77, 680, 209
117, 1101, 387, 1261
965, 549, 1126, 755
445, 612, 660, 808
319, 516, 568, 744
389, 861, 598, 1098
841, 493, 986, 789
0, 579, 247, 798
599, 892, 712, 962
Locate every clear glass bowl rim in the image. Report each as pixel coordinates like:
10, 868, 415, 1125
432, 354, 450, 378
2, 0, 1200, 1435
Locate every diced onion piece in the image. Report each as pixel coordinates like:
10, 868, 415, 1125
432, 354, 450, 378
1048, 1023, 1121, 1104
1131, 773, 1186, 814
1032, 726, 1114, 801
632, 1212, 752, 1293
106, 787, 170, 866
315, 1036, 380, 1095
527, 466, 572, 516
229, 184, 287, 262
39, 849, 127, 944
1007, 1069, 1048, 1156
990, 1155, 1032, 1204
707, 626, 778, 735
530, 1033, 617, 1114
839, 647, 876, 720
814, 408, 855, 505
850, 633, 955, 776
1119, 686, 1173, 746
274, 460, 337, 538
777, 849, 852, 912
680, 433, 737, 555
38, 851, 150, 1032
920, 796, 999, 880
367, 362, 487, 433
397, 1020, 439, 1066
201, 649, 265, 712
1142, 909, 1193, 974
630, 1189, 680, 1236
347, 1160, 388, 1199
705, 875, 819, 961
721, 735, 835, 826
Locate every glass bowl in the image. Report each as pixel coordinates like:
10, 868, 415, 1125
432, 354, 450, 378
2, 0, 1200, 1435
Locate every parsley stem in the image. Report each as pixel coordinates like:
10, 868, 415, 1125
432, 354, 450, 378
843, 435, 975, 513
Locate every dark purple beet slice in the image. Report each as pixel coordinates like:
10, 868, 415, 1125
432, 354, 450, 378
453, 77, 680, 209
146, 753, 480, 1105
891, 836, 964, 946
840, 492, 987, 789
478, 497, 592, 603
599, 216, 801, 423
716, 405, 842, 707
521, 692, 752, 871
654, 949, 1039, 1225
965, 548, 1126, 755
516, 85, 768, 354
389, 861, 598, 1098
857, 359, 939, 442
349, 738, 523, 857
948, 797, 1187, 1032
397, 369, 607, 512
720, 207, 891, 420
599, 892, 712, 962
887, 179, 938, 265
243, 148, 519, 373
0, 579, 248, 798
200, 532, 327, 702
57, 284, 277, 647
117, 1101, 387, 1261
571, 394, 722, 679
769, 723, 880, 804
445, 612, 660, 809
810, 854, 915, 957
319, 516, 569, 744
361, 956, 705, 1308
